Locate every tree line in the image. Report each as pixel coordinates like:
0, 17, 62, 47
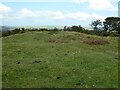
90, 17, 120, 33
1, 17, 120, 37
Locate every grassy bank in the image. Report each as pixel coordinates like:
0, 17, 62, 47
2, 31, 118, 88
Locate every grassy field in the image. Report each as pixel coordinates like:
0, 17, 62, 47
2, 31, 118, 88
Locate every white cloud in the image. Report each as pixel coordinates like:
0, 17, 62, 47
19, 8, 37, 18
46, 11, 64, 19
0, 3, 12, 13
71, 0, 117, 11
1, 0, 70, 2
89, 0, 117, 11
0, 14, 3, 19
3, 8, 105, 21
0, 3, 12, 24
38, 10, 65, 19
2, 8, 106, 24
92, 14, 105, 19
71, 0, 86, 4
16, 8, 64, 20
66, 12, 90, 20
65, 12, 106, 21
16, 9, 105, 21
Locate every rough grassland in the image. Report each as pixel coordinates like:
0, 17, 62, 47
2, 31, 118, 88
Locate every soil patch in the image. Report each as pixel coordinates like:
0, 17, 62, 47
82, 39, 109, 45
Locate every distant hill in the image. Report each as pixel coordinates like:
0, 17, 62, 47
0, 26, 15, 32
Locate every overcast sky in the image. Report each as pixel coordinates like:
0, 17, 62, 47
0, 0, 119, 27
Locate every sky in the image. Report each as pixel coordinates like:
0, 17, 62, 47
0, 0, 119, 27
118, 1, 120, 17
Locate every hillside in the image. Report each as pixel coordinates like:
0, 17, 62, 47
2, 31, 118, 88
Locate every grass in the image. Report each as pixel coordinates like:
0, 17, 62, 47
0, 37, 2, 89
2, 31, 118, 88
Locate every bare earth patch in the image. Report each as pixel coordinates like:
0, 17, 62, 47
82, 39, 109, 45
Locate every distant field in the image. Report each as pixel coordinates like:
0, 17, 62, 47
15, 26, 65, 29
2, 31, 118, 88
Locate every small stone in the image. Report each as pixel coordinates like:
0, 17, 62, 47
33, 60, 41, 63
56, 77, 61, 79
17, 62, 20, 64
75, 80, 84, 86
76, 82, 81, 85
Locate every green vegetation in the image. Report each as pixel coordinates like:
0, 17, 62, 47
2, 31, 118, 88
103, 17, 120, 32
1, 26, 120, 37
90, 19, 102, 30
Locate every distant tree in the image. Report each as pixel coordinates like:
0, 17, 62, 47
66, 27, 71, 31
103, 17, 120, 32
53, 27, 58, 31
2, 30, 11, 36
20, 28, 25, 33
11, 28, 21, 34
90, 19, 102, 30
78, 25, 83, 30
22, 28, 25, 31
71, 26, 79, 31
71, 25, 83, 31
64, 26, 67, 31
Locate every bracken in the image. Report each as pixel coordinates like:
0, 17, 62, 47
83, 40, 109, 45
